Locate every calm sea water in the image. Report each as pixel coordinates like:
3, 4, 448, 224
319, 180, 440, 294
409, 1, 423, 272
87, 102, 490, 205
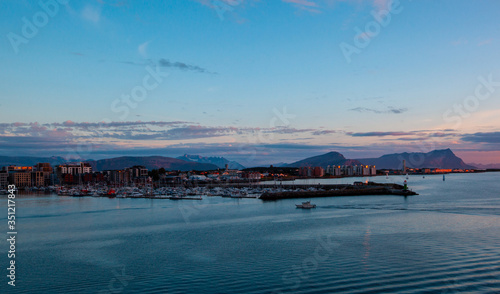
2, 172, 500, 293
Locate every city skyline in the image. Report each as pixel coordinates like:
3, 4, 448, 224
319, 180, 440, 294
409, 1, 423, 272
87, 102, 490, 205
1, 0, 500, 165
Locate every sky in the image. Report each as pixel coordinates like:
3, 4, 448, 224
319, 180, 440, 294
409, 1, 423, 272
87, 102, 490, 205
1, 0, 500, 166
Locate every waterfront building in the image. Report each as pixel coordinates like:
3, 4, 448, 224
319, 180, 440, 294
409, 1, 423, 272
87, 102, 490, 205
299, 167, 311, 177
57, 162, 92, 175
326, 165, 342, 176
2, 165, 33, 172
34, 163, 53, 185
341, 165, 354, 176
31, 171, 45, 187
0, 171, 8, 188
242, 172, 262, 180
9, 172, 32, 188
313, 167, 324, 177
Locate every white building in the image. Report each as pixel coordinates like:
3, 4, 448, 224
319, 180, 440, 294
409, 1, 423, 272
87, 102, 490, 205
58, 162, 92, 175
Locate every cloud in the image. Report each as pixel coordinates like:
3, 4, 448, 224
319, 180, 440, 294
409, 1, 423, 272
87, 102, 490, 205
118, 59, 216, 74
461, 132, 500, 144
81, 5, 102, 24
478, 38, 493, 47
265, 127, 316, 134
452, 38, 468, 46
282, 0, 321, 13
349, 131, 414, 137
96, 0, 128, 7
283, 0, 318, 7
138, 41, 150, 58
312, 130, 338, 135
349, 106, 408, 114
158, 59, 216, 74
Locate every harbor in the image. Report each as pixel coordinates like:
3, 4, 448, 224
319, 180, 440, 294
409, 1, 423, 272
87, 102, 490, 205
37, 180, 418, 201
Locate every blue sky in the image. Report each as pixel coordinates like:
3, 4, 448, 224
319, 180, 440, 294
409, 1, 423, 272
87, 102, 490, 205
1, 0, 500, 166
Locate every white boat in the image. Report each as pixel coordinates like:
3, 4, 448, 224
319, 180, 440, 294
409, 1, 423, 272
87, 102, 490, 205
296, 201, 316, 209
129, 192, 144, 197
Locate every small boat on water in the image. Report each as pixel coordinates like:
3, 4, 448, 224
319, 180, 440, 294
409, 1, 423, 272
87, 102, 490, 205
296, 201, 316, 209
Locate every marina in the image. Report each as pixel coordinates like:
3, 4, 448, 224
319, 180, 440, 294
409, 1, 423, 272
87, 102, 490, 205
36, 181, 419, 201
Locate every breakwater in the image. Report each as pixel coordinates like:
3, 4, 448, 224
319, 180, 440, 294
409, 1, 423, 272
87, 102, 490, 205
259, 183, 418, 200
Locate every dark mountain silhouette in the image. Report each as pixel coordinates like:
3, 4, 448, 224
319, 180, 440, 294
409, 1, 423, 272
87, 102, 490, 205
357, 149, 475, 169
0, 156, 67, 167
286, 152, 361, 168
177, 154, 245, 170
87, 156, 219, 171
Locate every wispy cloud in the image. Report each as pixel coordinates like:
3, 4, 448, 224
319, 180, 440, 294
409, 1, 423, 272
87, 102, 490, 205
138, 41, 150, 58
158, 59, 216, 74
81, 5, 102, 24
478, 38, 493, 47
349, 131, 413, 137
461, 132, 500, 143
118, 58, 216, 74
312, 130, 339, 135
282, 0, 321, 13
349, 106, 408, 114
283, 0, 318, 7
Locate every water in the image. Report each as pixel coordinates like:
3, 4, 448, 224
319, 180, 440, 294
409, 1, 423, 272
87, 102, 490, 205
1, 173, 500, 293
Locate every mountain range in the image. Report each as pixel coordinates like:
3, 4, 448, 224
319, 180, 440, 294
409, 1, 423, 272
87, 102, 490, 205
0, 156, 67, 167
286, 152, 361, 168
176, 154, 245, 170
287, 149, 476, 170
0, 149, 481, 171
357, 149, 475, 169
86, 156, 219, 171
467, 163, 500, 169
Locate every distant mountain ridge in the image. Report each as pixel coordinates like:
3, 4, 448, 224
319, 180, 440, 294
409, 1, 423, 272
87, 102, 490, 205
286, 149, 475, 170
0, 156, 67, 167
87, 156, 219, 171
176, 154, 245, 170
0, 155, 219, 171
466, 163, 500, 170
357, 149, 475, 169
286, 152, 361, 168
0, 149, 476, 171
